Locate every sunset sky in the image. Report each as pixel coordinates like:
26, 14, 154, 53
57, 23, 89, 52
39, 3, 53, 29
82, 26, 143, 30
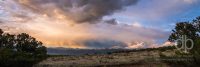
0, 0, 200, 49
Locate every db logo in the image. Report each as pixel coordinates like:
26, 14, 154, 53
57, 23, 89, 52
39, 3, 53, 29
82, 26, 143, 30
175, 35, 194, 53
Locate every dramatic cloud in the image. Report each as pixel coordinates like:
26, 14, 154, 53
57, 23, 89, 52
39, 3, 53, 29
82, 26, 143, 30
82, 39, 127, 49
104, 19, 118, 25
1, 20, 168, 48
0, 0, 176, 49
15, 0, 138, 23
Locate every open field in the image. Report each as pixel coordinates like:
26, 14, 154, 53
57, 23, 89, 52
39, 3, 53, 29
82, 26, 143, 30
34, 49, 181, 67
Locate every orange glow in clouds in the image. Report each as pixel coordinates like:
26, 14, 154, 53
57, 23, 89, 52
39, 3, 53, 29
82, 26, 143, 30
0, 0, 170, 49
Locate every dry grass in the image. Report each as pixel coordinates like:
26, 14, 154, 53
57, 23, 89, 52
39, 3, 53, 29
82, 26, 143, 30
34, 50, 176, 67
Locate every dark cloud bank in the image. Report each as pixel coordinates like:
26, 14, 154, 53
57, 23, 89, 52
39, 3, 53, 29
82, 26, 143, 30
16, 0, 138, 23
13, 0, 144, 49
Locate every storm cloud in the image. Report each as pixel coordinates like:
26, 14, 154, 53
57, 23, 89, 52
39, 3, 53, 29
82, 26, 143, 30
82, 39, 127, 49
16, 0, 138, 23
0, 0, 174, 49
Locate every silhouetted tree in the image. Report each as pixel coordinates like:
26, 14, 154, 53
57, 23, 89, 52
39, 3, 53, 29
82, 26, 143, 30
0, 29, 47, 67
168, 22, 198, 42
168, 16, 200, 65
193, 16, 200, 32
0, 29, 3, 35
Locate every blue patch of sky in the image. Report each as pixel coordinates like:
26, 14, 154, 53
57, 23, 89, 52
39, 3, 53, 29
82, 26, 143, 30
108, 0, 200, 32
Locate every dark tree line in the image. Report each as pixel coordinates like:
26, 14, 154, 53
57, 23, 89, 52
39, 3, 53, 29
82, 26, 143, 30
167, 16, 200, 66
0, 29, 47, 67
168, 16, 200, 54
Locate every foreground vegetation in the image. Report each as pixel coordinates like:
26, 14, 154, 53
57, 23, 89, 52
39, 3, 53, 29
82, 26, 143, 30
35, 48, 176, 67
35, 46, 197, 67
0, 29, 47, 67
162, 16, 200, 66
